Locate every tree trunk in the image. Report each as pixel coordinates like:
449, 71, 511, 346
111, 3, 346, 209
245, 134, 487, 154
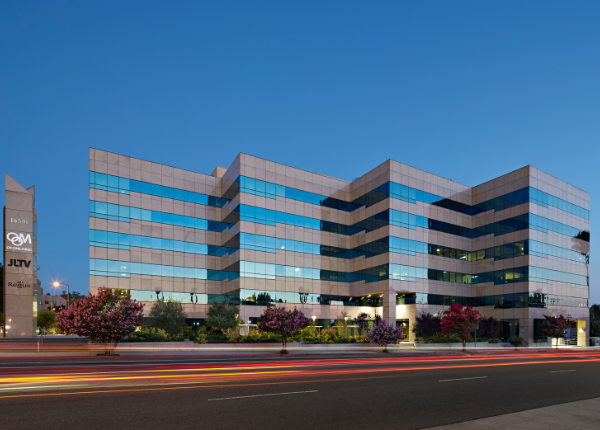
463, 339, 466, 352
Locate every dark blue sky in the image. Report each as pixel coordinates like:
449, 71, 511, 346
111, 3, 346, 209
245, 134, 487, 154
1, 2, 598, 302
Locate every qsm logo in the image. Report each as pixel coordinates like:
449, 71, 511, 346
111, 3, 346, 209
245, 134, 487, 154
6, 232, 31, 246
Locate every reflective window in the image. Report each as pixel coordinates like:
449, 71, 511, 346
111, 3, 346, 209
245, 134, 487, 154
89, 229, 237, 256
240, 289, 382, 307
90, 171, 230, 208
415, 292, 588, 309
89, 201, 233, 232
92, 171, 589, 220
240, 233, 587, 265
107, 289, 208, 305
89, 258, 239, 281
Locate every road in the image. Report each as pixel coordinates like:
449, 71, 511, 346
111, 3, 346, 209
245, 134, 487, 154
1, 350, 600, 429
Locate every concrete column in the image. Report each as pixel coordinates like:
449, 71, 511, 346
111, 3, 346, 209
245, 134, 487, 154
577, 319, 589, 347
383, 291, 397, 326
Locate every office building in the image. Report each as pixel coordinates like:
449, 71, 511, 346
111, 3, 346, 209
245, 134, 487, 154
88, 149, 590, 344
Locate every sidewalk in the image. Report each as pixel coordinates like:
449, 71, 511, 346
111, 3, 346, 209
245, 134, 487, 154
0, 339, 597, 360
427, 397, 600, 429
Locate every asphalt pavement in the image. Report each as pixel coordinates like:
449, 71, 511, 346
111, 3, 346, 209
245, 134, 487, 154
1, 351, 600, 429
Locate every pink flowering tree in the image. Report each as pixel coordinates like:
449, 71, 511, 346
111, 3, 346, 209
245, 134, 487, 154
257, 305, 310, 354
440, 303, 482, 352
55, 287, 144, 355
366, 320, 404, 352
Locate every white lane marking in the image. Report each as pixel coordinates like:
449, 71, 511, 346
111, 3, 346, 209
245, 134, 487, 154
208, 390, 318, 401
550, 370, 576, 373
439, 376, 488, 382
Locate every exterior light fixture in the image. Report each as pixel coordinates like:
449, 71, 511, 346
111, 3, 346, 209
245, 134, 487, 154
52, 281, 70, 309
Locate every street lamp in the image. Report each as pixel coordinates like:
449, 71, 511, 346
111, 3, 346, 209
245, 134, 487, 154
52, 281, 69, 309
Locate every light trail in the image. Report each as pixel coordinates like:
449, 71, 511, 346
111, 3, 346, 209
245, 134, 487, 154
3, 349, 600, 378
0, 356, 599, 396
0, 356, 599, 400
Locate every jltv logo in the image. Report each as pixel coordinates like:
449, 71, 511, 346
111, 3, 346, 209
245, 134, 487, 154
7, 259, 31, 268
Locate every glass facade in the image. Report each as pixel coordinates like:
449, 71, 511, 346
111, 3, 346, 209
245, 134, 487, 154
90, 257, 589, 288
238, 175, 589, 220
89, 150, 590, 344
239, 233, 588, 264
89, 201, 233, 231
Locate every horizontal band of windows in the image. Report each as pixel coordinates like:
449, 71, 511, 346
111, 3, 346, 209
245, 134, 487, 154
238, 176, 358, 212
425, 239, 588, 264
239, 289, 381, 307
428, 186, 588, 220
106, 287, 587, 310
89, 230, 237, 256
390, 210, 589, 241
238, 174, 589, 220
89, 259, 588, 287
385, 264, 588, 287
90, 171, 231, 208
105, 289, 209, 305
104, 288, 384, 307
241, 232, 588, 265
414, 292, 588, 309
240, 203, 590, 242
89, 201, 233, 232
241, 261, 589, 286
89, 259, 239, 281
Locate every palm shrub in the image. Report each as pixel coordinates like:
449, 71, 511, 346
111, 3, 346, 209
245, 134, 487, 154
508, 336, 524, 350
226, 328, 242, 343
334, 311, 350, 337
354, 312, 369, 336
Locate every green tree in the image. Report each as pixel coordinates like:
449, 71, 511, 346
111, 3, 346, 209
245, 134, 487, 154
148, 300, 188, 335
60, 290, 86, 302
37, 309, 57, 331
206, 301, 241, 335
334, 311, 350, 337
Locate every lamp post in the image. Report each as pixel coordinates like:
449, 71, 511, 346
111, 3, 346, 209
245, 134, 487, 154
53, 282, 69, 309
344, 316, 348, 337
